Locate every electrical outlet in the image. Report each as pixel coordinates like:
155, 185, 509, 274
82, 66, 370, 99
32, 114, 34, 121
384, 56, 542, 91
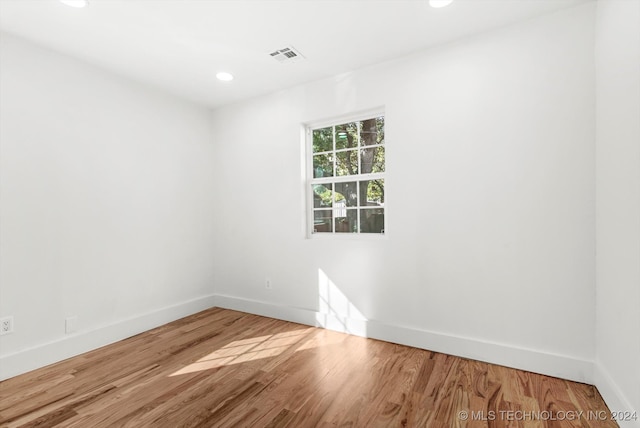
265, 279, 272, 290
0, 316, 14, 335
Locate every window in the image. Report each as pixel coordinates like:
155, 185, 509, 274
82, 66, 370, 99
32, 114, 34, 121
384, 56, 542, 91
307, 113, 385, 235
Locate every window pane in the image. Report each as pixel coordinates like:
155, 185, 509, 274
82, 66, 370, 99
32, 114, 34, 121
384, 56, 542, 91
312, 184, 333, 208
359, 179, 384, 206
336, 209, 357, 233
334, 181, 358, 207
376, 116, 385, 144
359, 118, 376, 146
312, 127, 333, 153
313, 210, 333, 233
336, 150, 358, 176
313, 154, 333, 178
360, 209, 384, 233
335, 122, 358, 150
360, 146, 385, 174
359, 116, 384, 146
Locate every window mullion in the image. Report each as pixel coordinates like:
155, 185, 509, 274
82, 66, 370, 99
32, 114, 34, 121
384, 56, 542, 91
357, 120, 362, 183
311, 177, 337, 185
356, 180, 361, 234
332, 125, 337, 180
332, 125, 336, 233
358, 172, 385, 181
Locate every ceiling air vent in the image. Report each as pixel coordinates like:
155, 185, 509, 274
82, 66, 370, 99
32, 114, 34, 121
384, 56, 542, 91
269, 46, 304, 63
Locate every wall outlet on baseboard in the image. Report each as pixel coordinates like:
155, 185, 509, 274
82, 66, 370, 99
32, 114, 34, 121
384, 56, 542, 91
0, 316, 14, 335
265, 278, 272, 290
65, 316, 78, 334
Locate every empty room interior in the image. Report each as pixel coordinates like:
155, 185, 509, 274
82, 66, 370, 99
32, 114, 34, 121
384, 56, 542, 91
0, 0, 639, 426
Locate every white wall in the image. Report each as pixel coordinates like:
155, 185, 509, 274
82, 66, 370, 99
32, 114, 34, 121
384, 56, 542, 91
2, 2, 637, 420
211, 4, 597, 382
595, 0, 640, 425
0, 33, 216, 379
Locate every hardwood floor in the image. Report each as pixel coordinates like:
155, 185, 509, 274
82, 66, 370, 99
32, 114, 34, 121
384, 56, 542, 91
0, 308, 617, 428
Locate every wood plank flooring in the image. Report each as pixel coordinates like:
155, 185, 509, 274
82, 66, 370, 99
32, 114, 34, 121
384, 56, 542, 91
0, 308, 618, 427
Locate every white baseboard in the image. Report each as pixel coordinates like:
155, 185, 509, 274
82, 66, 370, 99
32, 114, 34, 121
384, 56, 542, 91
594, 363, 640, 428
0, 294, 218, 381
0, 295, 608, 396
206, 295, 639, 423
213, 294, 318, 325
6, 293, 631, 423
213, 294, 593, 384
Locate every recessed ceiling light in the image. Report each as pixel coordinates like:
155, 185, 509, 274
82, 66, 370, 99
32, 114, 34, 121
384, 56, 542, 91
216, 72, 234, 82
429, 0, 453, 8
59, 0, 89, 8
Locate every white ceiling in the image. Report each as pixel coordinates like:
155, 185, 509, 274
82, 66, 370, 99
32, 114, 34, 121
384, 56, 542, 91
0, 0, 590, 109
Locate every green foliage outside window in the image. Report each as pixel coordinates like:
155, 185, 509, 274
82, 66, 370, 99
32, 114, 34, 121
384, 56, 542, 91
310, 116, 385, 234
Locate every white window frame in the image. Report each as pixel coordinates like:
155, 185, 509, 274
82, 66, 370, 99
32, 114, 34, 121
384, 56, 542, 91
305, 109, 386, 239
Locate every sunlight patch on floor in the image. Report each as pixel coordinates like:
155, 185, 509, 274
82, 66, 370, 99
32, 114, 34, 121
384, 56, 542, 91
170, 270, 370, 377
169, 329, 310, 376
